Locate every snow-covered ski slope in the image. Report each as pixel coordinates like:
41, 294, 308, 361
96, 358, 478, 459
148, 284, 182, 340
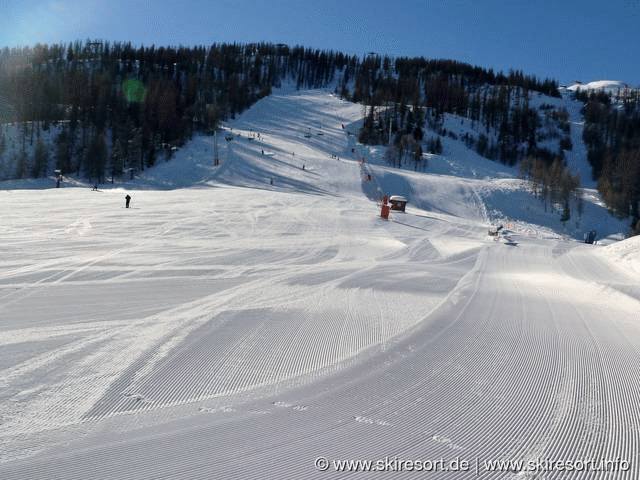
1, 87, 639, 479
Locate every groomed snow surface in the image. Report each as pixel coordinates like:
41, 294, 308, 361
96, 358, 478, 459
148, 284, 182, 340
1, 88, 640, 479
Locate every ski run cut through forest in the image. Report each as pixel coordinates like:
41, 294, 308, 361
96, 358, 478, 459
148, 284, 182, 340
1, 84, 640, 479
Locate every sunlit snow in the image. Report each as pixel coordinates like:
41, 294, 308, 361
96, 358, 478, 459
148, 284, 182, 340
1, 87, 639, 479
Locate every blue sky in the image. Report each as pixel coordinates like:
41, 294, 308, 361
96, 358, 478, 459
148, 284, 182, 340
1, 0, 639, 85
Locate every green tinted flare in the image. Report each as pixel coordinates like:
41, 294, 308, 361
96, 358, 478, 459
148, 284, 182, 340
123, 78, 146, 103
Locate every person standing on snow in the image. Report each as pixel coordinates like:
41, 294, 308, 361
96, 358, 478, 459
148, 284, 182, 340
125, 194, 131, 208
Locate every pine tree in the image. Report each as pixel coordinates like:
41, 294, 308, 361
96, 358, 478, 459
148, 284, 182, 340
560, 204, 570, 223
32, 136, 48, 177
413, 143, 423, 171
86, 131, 108, 182
55, 127, 73, 174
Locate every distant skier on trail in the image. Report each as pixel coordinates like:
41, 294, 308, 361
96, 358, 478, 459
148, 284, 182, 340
125, 194, 131, 208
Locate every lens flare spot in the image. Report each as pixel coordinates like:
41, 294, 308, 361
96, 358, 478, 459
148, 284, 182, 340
123, 78, 146, 103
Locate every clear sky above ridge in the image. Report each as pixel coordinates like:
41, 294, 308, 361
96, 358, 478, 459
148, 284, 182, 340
1, 0, 639, 86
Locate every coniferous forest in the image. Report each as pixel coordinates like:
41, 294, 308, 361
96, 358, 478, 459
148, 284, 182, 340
578, 88, 640, 232
0, 40, 638, 232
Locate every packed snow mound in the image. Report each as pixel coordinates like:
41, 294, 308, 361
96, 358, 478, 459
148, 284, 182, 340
601, 234, 640, 274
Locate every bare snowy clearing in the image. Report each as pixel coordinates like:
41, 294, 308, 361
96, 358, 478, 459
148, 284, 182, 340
1, 88, 639, 479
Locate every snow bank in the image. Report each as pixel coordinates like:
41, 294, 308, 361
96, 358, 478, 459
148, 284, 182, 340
600, 234, 640, 274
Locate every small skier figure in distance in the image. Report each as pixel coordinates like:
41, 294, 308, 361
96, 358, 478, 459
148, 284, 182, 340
125, 194, 131, 208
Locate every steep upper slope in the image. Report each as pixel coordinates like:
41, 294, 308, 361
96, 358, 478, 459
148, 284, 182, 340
125, 86, 628, 241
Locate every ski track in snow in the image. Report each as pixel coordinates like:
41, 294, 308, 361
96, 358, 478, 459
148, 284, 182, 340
1, 88, 639, 479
